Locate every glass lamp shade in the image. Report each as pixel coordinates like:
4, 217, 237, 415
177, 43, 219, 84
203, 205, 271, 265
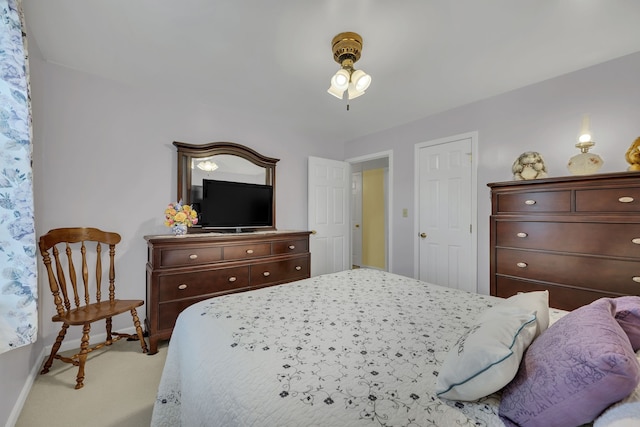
331, 69, 350, 90
327, 84, 344, 99
327, 68, 350, 99
577, 114, 594, 143
347, 82, 365, 99
351, 69, 371, 91
578, 132, 593, 143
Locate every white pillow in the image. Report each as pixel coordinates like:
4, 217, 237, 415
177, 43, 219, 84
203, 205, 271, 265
504, 290, 549, 337
436, 304, 537, 401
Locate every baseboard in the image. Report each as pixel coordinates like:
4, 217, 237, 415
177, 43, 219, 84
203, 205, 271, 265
5, 345, 48, 427
5, 326, 138, 427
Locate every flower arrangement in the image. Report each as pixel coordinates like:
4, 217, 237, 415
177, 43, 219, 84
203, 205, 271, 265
164, 200, 198, 228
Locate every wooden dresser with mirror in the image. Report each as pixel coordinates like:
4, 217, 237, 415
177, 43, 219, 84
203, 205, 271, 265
145, 142, 311, 354
488, 172, 640, 311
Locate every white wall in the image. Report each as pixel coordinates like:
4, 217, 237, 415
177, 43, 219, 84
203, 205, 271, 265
344, 51, 640, 295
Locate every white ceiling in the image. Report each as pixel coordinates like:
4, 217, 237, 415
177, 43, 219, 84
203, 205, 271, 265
22, 0, 640, 144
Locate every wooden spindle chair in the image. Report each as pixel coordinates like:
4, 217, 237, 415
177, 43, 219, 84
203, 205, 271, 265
38, 227, 148, 389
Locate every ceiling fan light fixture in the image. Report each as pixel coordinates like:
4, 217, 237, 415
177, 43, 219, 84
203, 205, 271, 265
196, 160, 219, 172
328, 32, 371, 100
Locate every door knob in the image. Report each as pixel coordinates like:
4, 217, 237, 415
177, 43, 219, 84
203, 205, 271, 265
420, 233, 427, 238
311, 230, 317, 235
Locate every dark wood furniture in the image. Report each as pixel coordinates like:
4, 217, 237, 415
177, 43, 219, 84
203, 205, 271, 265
488, 172, 640, 311
145, 230, 311, 354
39, 227, 148, 389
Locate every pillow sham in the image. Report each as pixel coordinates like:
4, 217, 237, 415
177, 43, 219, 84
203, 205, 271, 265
614, 296, 640, 351
436, 304, 537, 401
504, 290, 549, 337
594, 402, 640, 427
499, 298, 640, 427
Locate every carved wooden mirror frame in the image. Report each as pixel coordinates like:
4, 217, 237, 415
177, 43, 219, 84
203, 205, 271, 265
174, 141, 279, 231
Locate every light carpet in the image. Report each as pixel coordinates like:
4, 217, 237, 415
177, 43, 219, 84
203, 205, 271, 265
16, 339, 168, 427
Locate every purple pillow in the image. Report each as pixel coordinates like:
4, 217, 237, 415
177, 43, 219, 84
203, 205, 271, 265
614, 296, 640, 351
499, 298, 640, 427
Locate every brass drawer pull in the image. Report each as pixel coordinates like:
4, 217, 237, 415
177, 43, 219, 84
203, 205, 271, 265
516, 232, 528, 238
228, 276, 237, 282
263, 271, 270, 277
633, 238, 640, 245
189, 254, 198, 260
516, 262, 528, 268
633, 277, 640, 283
295, 266, 302, 271
289, 245, 296, 250
619, 196, 635, 203
178, 284, 188, 290
524, 200, 536, 205
246, 249, 254, 254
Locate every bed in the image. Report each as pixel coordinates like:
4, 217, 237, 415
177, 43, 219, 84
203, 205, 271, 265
151, 269, 640, 427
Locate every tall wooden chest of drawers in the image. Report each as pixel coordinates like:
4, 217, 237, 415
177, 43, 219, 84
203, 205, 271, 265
488, 172, 640, 311
145, 230, 311, 354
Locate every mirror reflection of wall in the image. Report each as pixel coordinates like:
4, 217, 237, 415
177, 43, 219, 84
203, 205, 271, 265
191, 155, 266, 185
190, 154, 267, 215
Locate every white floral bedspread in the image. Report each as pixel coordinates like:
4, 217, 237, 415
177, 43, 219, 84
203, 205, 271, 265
151, 269, 515, 426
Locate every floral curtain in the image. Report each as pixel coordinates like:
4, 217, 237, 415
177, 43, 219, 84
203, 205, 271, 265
0, 0, 37, 354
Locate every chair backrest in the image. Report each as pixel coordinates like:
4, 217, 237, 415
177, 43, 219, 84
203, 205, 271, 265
39, 227, 121, 317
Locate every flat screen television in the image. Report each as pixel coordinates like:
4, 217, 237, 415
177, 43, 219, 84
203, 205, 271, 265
197, 179, 273, 231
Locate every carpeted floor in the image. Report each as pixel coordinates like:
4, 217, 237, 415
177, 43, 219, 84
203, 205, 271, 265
16, 339, 168, 427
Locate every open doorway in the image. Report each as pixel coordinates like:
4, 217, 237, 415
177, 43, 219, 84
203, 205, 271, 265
346, 151, 392, 272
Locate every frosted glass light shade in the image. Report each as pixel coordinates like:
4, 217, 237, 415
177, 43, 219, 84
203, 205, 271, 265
351, 69, 371, 91
331, 69, 350, 90
347, 82, 365, 99
327, 84, 344, 99
577, 114, 593, 143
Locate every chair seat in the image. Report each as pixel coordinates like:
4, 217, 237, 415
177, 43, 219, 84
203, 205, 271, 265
52, 299, 144, 325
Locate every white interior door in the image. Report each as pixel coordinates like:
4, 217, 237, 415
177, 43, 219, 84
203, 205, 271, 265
308, 156, 350, 277
415, 133, 477, 292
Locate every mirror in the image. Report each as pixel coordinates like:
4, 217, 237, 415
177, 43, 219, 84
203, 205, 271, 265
174, 141, 279, 231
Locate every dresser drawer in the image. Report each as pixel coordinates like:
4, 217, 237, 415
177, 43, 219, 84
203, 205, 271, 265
146, 231, 311, 354
272, 238, 309, 255
496, 248, 640, 294
159, 246, 223, 267
250, 255, 310, 286
494, 276, 635, 311
223, 243, 271, 260
575, 187, 640, 212
157, 296, 213, 331
495, 221, 640, 258
158, 266, 250, 301
496, 191, 571, 213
